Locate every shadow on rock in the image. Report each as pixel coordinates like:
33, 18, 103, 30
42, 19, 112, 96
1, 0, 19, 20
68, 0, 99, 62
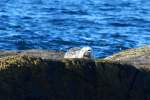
0, 56, 149, 100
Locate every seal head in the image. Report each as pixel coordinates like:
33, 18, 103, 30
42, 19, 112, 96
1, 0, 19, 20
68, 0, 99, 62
64, 46, 93, 58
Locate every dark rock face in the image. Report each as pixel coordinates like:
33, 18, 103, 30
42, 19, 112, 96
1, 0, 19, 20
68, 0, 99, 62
0, 56, 150, 100
0, 56, 97, 100
96, 62, 150, 100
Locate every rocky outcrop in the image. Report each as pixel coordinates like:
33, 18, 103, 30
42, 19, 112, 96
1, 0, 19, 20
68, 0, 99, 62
0, 49, 64, 59
105, 45, 150, 68
0, 56, 98, 100
0, 46, 150, 100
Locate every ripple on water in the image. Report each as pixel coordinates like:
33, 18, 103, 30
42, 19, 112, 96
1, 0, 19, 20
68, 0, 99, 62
0, 0, 150, 58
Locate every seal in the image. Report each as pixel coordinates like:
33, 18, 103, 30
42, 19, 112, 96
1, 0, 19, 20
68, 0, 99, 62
64, 46, 93, 58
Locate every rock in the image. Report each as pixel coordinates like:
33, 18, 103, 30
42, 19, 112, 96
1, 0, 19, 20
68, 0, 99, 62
0, 54, 149, 100
0, 56, 98, 100
0, 50, 18, 58
20, 49, 65, 59
0, 49, 65, 59
0, 46, 150, 100
104, 45, 150, 68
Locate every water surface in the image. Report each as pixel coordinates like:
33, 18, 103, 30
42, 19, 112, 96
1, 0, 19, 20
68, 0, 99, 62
0, 0, 150, 58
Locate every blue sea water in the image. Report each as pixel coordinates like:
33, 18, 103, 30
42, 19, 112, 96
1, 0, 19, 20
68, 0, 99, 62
0, 0, 150, 58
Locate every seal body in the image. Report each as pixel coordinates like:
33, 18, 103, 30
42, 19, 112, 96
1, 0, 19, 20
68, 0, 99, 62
64, 46, 93, 58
